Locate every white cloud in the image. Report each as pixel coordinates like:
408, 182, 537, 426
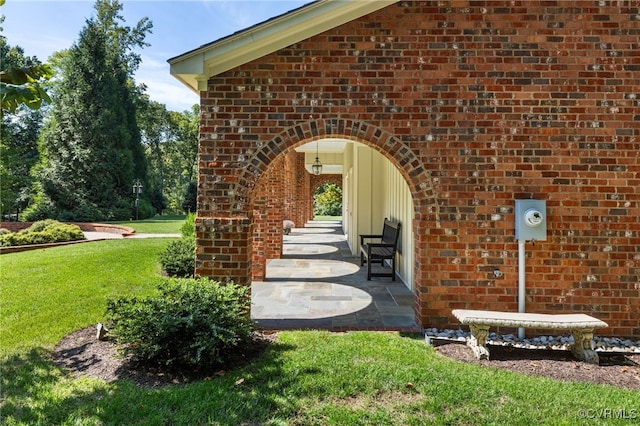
136, 55, 198, 112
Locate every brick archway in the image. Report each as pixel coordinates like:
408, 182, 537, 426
310, 174, 342, 220
311, 174, 342, 192
237, 119, 436, 210
195, 118, 438, 327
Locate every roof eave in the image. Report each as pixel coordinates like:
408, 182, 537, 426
169, 0, 396, 93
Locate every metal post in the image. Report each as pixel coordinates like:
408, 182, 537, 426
133, 180, 142, 221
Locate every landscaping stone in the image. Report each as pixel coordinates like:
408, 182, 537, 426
424, 328, 640, 353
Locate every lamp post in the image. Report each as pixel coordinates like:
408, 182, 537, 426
132, 180, 143, 220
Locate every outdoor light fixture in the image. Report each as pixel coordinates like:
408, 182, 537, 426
132, 180, 143, 220
312, 140, 322, 175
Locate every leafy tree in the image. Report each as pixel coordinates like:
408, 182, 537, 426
137, 101, 198, 214
166, 105, 199, 212
0, 39, 46, 218
0, 62, 52, 114
137, 98, 170, 214
32, 0, 152, 221
314, 183, 342, 217
0, 4, 53, 115
181, 181, 197, 214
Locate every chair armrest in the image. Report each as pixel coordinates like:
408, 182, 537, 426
360, 234, 383, 239
366, 242, 395, 248
360, 234, 383, 244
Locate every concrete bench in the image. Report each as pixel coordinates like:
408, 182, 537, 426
452, 309, 608, 364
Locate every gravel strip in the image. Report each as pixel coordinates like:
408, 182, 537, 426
424, 328, 640, 353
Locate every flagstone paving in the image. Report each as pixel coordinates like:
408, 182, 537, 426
251, 220, 418, 331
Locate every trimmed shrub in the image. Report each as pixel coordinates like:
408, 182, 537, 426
58, 202, 104, 222
26, 219, 59, 232
0, 220, 84, 247
105, 278, 253, 369
159, 236, 195, 277
181, 212, 196, 237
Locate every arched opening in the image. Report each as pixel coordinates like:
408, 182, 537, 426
313, 182, 342, 221
244, 128, 428, 328
196, 118, 437, 329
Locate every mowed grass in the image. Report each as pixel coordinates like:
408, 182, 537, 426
313, 215, 342, 222
109, 214, 185, 234
1, 239, 169, 355
2, 237, 639, 425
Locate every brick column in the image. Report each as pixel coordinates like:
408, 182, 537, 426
265, 157, 285, 261
284, 151, 296, 223
294, 152, 310, 227
195, 216, 252, 286
251, 157, 285, 281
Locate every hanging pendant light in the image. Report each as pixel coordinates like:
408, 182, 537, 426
312, 140, 322, 175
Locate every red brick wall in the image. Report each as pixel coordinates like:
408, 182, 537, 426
252, 157, 285, 280
284, 151, 310, 227
197, 1, 640, 337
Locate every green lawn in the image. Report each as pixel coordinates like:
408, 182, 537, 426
313, 215, 342, 222
1, 239, 169, 355
1, 238, 639, 425
109, 214, 186, 234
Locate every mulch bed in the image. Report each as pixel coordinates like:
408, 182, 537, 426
52, 326, 275, 388
53, 326, 640, 391
435, 341, 640, 391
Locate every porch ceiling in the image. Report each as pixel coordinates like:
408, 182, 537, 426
296, 139, 348, 175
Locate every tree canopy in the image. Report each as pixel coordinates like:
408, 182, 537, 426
0, 39, 47, 218
27, 0, 153, 221
3, 0, 199, 222
314, 183, 343, 217
0, 0, 53, 114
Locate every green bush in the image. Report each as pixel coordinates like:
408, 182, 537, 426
20, 194, 57, 222
159, 236, 195, 277
313, 183, 342, 216
181, 181, 197, 214
26, 219, 59, 232
135, 198, 157, 220
58, 202, 104, 222
105, 278, 253, 369
0, 220, 84, 247
181, 212, 196, 237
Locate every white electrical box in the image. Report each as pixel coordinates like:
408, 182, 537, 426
515, 199, 547, 241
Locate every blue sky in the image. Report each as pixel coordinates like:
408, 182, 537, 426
2, 0, 308, 111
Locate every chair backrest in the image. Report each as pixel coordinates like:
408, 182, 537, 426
381, 218, 401, 247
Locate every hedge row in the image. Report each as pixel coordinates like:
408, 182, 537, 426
0, 220, 84, 247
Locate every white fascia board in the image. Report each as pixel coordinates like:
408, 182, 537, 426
169, 0, 396, 93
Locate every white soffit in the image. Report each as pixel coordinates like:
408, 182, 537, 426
295, 139, 349, 153
168, 0, 396, 93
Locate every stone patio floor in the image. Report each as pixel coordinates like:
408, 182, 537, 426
251, 220, 419, 331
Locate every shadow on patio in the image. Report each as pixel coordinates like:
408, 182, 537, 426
251, 220, 419, 331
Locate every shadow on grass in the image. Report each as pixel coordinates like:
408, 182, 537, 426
2, 340, 305, 425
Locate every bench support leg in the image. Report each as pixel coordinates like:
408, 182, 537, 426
467, 324, 491, 360
570, 329, 599, 364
